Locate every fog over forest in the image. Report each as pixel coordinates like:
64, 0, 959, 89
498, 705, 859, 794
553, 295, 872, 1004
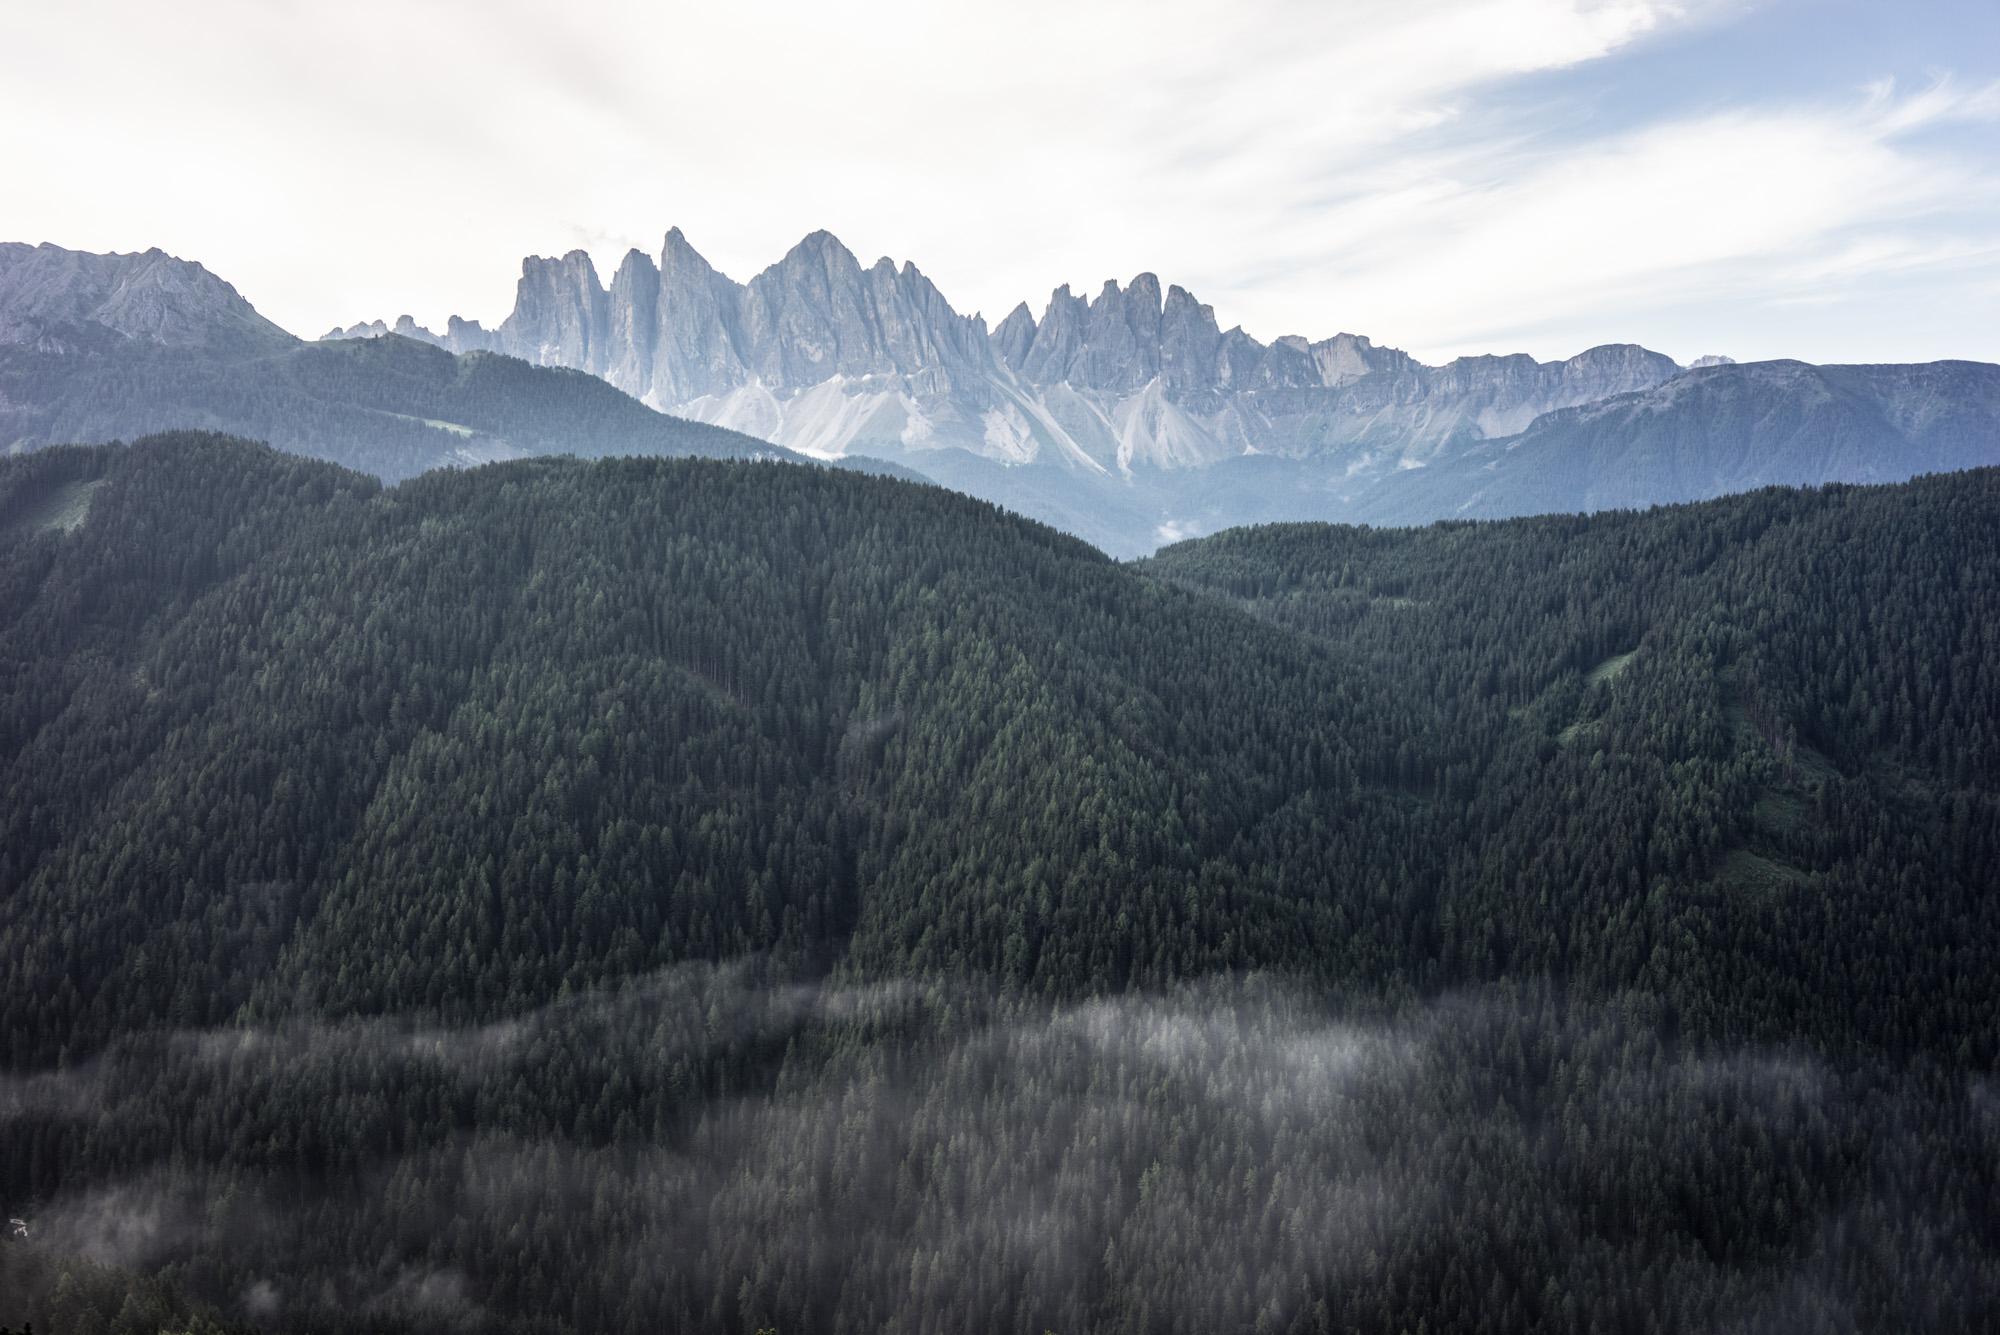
7, 964, 1997, 1334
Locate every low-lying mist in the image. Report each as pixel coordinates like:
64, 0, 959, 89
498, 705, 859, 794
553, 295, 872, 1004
4, 968, 1996, 1334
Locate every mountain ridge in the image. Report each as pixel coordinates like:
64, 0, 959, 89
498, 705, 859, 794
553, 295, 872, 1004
331, 228, 1689, 476
1372, 357, 2000, 522
1, 237, 1993, 558
0, 240, 294, 354
323, 227, 1993, 553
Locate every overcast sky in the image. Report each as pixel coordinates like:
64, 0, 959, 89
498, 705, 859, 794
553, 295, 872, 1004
2, 0, 1995, 364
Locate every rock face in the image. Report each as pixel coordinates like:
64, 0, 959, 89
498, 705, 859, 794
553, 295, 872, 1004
344, 229, 1684, 477
0, 242, 294, 354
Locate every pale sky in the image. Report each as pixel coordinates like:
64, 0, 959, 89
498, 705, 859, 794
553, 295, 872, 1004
2, 0, 1996, 365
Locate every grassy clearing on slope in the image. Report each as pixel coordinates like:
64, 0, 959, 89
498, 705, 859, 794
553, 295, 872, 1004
360, 405, 478, 438
1585, 649, 1638, 685
1556, 718, 1600, 749
1, 477, 105, 538
1715, 846, 1808, 898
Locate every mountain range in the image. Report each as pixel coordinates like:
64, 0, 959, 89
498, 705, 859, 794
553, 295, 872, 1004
312, 227, 2000, 549
329, 229, 1690, 477
3, 236, 1996, 554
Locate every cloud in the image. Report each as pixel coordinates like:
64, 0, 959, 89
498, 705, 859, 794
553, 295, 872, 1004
1249, 74, 2000, 359
0, 1, 1711, 336
1861, 72, 2000, 135
241, 1280, 283, 1319
0, 1, 1990, 364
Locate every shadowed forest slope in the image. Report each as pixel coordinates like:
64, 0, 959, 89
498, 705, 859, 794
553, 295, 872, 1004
3, 438, 1997, 1067
3, 438, 1998, 1334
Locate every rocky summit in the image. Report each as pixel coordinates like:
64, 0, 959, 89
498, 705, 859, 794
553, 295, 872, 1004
0, 241, 293, 355
331, 228, 1685, 477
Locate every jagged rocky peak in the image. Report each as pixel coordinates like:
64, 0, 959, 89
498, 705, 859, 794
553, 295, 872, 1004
1254, 335, 1322, 389
1555, 344, 1684, 398
1159, 285, 1223, 391
644, 228, 748, 404
1310, 332, 1412, 386
624, 227, 1003, 397
323, 318, 390, 341
735, 230, 869, 382
868, 256, 996, 386
520, 249, 607, 299
604, 249, 662, 392
1435, 350, 1542, 382
1565, 342, 1680, 373
1122, 273, 1166, 364
1076, 278, 1158, 392
756, 231, 860, 299
1125, 272, 1164, 318
775, 229, 863, 280
1418, 344, 1674, 407
1020, 283, 1089, 384
1019, 272, 1193, 392
0, 241, 295, 352
1160, 284, 1211, 329
320, 315, 458, 348
613, 248, 659, 285
659, 226, 728, 284
612, 247, 661, 321
505, 250, 610, 370
403, 314, 494, 355
992, 301, 1037, 372
1216, 325, 1267, 389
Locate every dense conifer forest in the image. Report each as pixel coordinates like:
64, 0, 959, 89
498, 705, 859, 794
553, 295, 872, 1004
2, 435, 1996, 1332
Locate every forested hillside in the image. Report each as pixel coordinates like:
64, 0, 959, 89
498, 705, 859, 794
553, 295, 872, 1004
1146, 475, 2000, 1058
2, 436, 1997, 1333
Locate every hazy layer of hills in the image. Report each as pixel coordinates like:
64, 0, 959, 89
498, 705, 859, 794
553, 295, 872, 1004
5, 238, 1997, 553
2, 436, 1997, 1333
